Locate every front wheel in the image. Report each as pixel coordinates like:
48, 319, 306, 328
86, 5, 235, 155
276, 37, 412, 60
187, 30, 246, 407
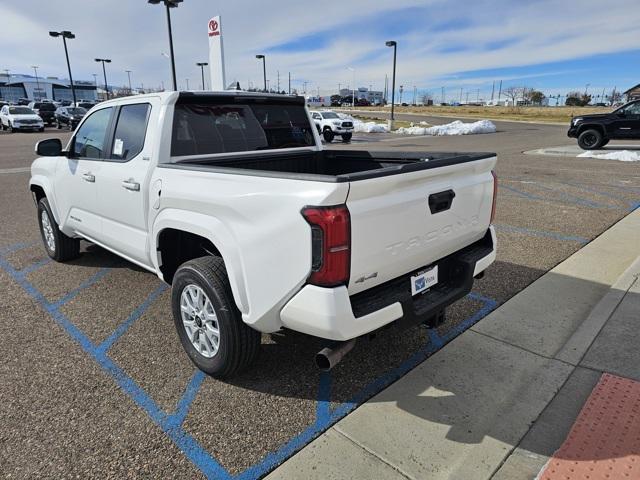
37, 198, 80, 261
7, 122, 13, 133
323, 129, 334, 143
578, 129, 604, 150
171, 256, 261, 378
341, 132, 353, 143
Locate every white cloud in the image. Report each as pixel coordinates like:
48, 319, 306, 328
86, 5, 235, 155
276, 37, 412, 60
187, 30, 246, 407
0, 0, 638, 94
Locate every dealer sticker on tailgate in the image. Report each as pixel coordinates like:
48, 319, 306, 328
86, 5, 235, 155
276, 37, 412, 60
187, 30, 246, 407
411, 266, 438, 296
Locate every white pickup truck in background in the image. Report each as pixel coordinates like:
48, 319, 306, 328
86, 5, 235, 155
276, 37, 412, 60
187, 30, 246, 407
30, 91, 497, 377
310, 110, 354, 143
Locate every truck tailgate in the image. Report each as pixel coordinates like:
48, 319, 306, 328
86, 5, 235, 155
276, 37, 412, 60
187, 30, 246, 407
346, 154, 496, 295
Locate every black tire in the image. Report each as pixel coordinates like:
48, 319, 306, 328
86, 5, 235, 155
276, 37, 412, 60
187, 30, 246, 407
7, 122, 13, 133
341, 132, 353, 143
39, 127, 45, 132
323, 128, 334, 143
37, 197, 80, 262
600, 139, 609, 147
578, 129, 604, 150
56, 120, 62, 129
171, 256, 261, 378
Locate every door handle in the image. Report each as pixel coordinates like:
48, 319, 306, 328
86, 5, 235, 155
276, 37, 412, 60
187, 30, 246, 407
121, 180, 140, 191
82, 173, 95, 183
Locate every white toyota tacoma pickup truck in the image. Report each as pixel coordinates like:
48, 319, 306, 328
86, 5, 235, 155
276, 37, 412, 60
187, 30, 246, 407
310, 110, 354, 143
30, 91, 497, 377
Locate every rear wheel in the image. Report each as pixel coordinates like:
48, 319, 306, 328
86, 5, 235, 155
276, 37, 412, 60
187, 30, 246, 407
37, 197, 80, 262
578, 129, 604, 150
323, 128, 334, 143
171, 256, 261, 378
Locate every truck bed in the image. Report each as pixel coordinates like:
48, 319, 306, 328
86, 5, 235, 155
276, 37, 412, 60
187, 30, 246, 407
166, 150, 495, 182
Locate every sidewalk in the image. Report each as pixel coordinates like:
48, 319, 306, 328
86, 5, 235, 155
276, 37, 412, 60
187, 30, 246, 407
266, 209, 640, 480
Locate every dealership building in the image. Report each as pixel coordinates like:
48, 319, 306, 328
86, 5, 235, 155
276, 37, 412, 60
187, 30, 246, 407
0, 72, 98, 103
339, 87, 384, 104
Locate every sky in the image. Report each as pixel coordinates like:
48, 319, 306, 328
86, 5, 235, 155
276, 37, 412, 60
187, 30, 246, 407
1, 0, 639, 101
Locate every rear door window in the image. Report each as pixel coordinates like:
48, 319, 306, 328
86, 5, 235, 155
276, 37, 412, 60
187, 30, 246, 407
109, 103, 151, 161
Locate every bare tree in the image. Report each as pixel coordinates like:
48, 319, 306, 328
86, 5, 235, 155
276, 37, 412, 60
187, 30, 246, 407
502, 86, 522, 106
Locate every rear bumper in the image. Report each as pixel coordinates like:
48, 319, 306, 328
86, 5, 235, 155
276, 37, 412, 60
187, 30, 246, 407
280, 226, 496, 341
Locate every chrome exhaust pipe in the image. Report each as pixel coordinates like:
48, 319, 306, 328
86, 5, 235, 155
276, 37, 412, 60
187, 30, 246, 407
315, 339, 356, 371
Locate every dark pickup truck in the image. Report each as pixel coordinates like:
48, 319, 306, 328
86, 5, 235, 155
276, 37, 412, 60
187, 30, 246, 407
568, 100, 640, 149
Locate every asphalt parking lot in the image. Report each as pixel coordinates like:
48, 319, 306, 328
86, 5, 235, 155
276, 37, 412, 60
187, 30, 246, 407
1, 121, 639, 479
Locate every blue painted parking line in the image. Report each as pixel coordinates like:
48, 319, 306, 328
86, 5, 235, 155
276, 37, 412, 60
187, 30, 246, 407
18, 257, 52, 274
0, 250, 231, 480
495, 224, 589, 244
501, 183, 620, 210
50, 268, 111, 308
1, 242, 500, 480
0, 241, 37, 255
165, 370, 207, 430
530, 182, 620, 210
97, 283, 168, 354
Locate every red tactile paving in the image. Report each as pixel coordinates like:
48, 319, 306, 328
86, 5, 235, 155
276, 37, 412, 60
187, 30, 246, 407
538, 373, 640, 480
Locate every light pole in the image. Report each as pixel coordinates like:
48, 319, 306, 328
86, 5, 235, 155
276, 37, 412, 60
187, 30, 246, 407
348, 67, 355, 107
125, 70, 133, 92
49, 30, 77, 105
148, 0, 182, 91
31, 66, 42, 100
196, 62, 208, 90
385, 40, 397, 128
256, 55, 266, 92
95, 58, 111, 100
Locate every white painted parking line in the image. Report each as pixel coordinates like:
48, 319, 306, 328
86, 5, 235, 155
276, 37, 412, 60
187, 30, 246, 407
0, 167, 31, 174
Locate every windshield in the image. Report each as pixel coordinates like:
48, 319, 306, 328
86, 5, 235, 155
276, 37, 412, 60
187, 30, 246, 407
321, 112, 339, 119
171, 101, 315, 157
617, 102, 640, 116
9, 107, 35, 115
68, 108, 86, 115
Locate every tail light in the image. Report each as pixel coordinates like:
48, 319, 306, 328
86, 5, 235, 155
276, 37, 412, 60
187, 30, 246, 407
302, 205, 351, 287
490, 170, 498, 224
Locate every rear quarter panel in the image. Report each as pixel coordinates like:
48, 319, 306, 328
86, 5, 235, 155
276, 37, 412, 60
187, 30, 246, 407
150, 167, 349, 333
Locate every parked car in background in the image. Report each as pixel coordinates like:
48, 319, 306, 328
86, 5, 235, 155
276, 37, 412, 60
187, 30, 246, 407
28, 102, 56, 126
74, 101, 97, 110
17, 98, 31, 106
0, 105, 44, 132
310, 110, 354, 142
340, 97, 353, 107
55, 106, 87, 130
568, 99, 640, 149
355, 98, 370, 107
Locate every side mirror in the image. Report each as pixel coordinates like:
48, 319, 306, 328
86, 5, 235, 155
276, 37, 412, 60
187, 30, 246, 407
35, 138, 63, 157
616, 111, 626, 117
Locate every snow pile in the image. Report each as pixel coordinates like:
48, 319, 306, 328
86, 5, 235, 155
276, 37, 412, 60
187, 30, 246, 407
577, 150, 640, 162
351, 118, 389, 133
396, 119, 496, 136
